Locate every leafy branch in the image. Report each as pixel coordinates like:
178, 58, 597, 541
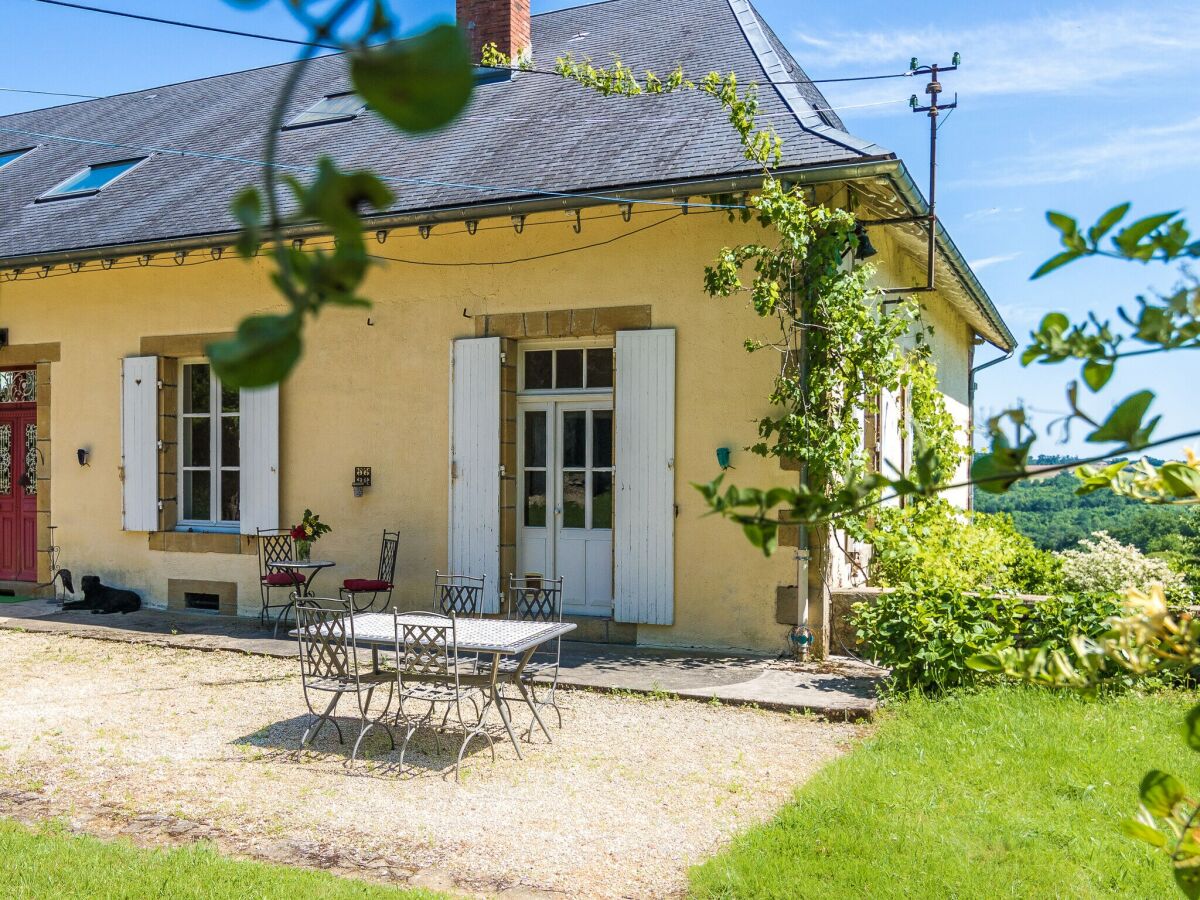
213, 0, 475, 387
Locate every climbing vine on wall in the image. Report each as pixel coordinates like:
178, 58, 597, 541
503, 45, 963, 552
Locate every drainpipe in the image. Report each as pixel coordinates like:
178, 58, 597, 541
966, 344, 1014, 510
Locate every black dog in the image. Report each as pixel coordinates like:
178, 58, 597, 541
62, 575, 141, 615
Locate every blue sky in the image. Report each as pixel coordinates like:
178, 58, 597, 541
4, 0, 1197, 458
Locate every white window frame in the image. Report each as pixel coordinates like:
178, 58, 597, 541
178, 359, 240, 531
517, 339, 616, 395
36, 156, 148, 202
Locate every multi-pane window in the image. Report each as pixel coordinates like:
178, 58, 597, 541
521, 347, 613, 391
560, 408, 613, 530
180, 362, 240, 525
284, 92, 365, 129
0, 148, 32, 170
37, 158, 143, 201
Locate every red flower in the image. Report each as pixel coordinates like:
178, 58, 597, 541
290, 525, 306, 541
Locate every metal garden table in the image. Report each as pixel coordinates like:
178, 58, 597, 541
342, 613, 576, 759
268, 559, 335, 597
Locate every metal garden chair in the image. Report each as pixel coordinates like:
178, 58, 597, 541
294, 597, 396, 762
392, 611, 494, 781
496, 575, 565, 740
340, 529, 399, 613
257, 527, 305, 636
434, 571, 486, 617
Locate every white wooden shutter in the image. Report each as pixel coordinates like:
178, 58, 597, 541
614, 329, 675, 625
121, 356, 159, 531
449, 337, 501, 613
239, 383, 279, 535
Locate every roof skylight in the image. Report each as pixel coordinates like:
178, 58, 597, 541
0, 148, 33, 170
283, 92, 365, 129
37, 158, 144, 201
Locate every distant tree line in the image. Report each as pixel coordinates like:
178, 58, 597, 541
973, 458, 1199, 584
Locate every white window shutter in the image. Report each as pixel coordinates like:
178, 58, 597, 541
121, 356, 159, 531
239, 384, 279, 535
449, 337, 501, 613
614, 329, 675, 625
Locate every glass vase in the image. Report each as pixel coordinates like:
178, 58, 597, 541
296, 540, 312, 562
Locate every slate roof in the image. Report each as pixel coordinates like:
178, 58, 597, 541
0, 0, 888, 262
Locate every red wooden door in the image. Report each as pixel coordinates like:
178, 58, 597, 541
0, 387, 38, 581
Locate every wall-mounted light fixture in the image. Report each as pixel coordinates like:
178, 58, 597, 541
511, 214, 525, 234
77, 447, 90, 467
375, 229, 388, 244
466, 220, 479, 235
353, 466, 372, 498
716, 447, 732, 470
418, 224, 432, 240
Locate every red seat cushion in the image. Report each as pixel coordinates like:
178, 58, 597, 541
262, 571, 304, 587
342, 578, 392, 592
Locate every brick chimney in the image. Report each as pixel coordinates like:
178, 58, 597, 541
457, 0, 531, 64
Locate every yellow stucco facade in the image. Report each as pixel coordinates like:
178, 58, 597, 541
0, 199, 977, 653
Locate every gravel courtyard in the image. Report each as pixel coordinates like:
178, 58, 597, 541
0, 630, 858, 897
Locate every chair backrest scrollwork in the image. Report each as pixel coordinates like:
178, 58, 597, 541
434, 571, 485, 617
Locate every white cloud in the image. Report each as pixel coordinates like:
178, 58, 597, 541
963, 206, 1024, 222
791, 5, 1200, 114
961, 114, 1200, 188
968, 252, 1020, 271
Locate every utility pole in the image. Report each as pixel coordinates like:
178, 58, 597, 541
859, 53, 961, 295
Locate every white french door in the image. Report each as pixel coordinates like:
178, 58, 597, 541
517, 398, 614, 616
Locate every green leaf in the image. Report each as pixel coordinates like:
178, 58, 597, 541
1047, 211, 1078, 239
207, 314, 302, 388
231, 186, 263, 259
1119, 818, 1167, 848
1032, 251, 1081, 279
1086, 391, 1155, 446
350, 24, 474, 134
1113, 211, 1178, 255
1182, 703, 1200, 752
1082, 358, 1114, 392
966, 652, 1004, 672
1037, 311, 1070, 334
1087, 203, 1130, 243
1161, 462, 1200, 500
1176, 865, 1200, 900
1140, 769, 1187, 817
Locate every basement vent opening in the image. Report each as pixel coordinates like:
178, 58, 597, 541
0, 589, 14, 597
184, 592, 220, 612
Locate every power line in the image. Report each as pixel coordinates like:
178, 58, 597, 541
0, 86, 103, 100
31, 0, 340, 50
0, 123, 746, 211
32, 0, 917, 88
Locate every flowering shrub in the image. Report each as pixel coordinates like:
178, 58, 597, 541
1057, 531, 1189, 602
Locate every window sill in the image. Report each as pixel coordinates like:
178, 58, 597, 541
148, 531, 254, 555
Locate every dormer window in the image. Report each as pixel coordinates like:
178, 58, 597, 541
283, 91, 365, 129
36, 158, 144, 202
0, 148, 33, 170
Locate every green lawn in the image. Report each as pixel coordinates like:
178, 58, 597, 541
0, 819, 437, 899
691, 687, 1194, 898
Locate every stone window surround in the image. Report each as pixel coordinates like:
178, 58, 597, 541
480, 305, 650, 615
141, 332, 260, 556
0, 342, 60, 586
